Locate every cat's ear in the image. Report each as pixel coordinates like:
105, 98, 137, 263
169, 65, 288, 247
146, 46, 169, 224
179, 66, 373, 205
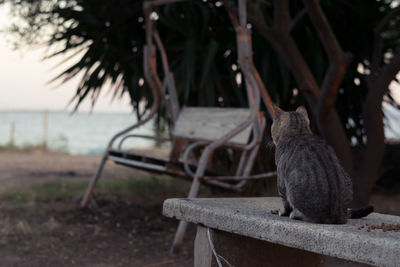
296, 106, 308, 118
273, 105, 283, 120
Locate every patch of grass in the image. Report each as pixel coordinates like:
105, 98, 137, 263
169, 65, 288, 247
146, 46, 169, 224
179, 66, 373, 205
0, 142, 36, 151
95, 175, 188, 199
0, 176, 190, 205
0, 191, 33, 205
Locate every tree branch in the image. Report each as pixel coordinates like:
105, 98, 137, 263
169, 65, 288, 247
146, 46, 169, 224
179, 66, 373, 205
371, 6, 400, 74
355, 49, 400, 207
247, 0, 272, 32
248, 0, 354, 175
303, 0, 353, 121
353, 6, 400, 207
290, 8, 306, 31
222, 0, 239, 27
273, 0, 290, 31
248, 0, 320, 100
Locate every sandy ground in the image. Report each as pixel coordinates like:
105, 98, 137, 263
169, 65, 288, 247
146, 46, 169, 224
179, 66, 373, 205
0, 150, 194, 267
0, 150, 151, 193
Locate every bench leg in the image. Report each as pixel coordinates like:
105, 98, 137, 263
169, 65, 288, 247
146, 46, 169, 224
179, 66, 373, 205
235, 150, 249, 177
170, 174, 202, 254
80, 153, 108, 207
170, 220, 188, 255
234, 143, 261, 190
171, 145, 213, 254
194, 226, 213, 267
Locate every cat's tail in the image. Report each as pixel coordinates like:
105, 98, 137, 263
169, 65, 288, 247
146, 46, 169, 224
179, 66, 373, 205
347, 205, 374, 219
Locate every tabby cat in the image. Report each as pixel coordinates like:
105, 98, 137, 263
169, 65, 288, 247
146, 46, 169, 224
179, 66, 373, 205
271, 106, 373, 224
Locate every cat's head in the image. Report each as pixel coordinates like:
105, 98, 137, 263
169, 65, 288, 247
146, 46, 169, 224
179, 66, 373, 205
271, 105, 311, 145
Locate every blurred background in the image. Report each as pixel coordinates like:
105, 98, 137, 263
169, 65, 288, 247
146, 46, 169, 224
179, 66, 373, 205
0, 0, 400, 266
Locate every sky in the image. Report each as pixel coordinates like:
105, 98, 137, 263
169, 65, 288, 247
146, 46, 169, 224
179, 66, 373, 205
0, 5, 132, 114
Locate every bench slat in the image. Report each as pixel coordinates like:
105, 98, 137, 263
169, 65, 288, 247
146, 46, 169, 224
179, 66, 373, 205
172, 107, 253, 145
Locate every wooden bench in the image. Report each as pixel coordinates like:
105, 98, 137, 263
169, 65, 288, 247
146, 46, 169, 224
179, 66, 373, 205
105, 107, 256, 180
80, 105, 270, 253
163, 197, 400, 267
81, 106, 265, 206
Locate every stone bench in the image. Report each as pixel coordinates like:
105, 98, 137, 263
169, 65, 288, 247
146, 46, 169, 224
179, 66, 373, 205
163, 197, 400, 267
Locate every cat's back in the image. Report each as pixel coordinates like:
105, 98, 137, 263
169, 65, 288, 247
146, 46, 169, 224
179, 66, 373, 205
276, 134, 329, 164
277, 134, 347, 182
276, 134, 352, 223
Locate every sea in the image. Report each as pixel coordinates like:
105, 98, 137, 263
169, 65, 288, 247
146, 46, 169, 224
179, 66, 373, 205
0, 108, 399, 155
0, 111, 156, 155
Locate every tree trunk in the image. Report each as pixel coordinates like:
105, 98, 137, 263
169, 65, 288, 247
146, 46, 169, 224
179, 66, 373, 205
247, 0, 400, 207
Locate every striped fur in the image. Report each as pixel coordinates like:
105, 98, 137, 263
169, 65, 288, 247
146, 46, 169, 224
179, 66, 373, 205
272, 106, 353, 224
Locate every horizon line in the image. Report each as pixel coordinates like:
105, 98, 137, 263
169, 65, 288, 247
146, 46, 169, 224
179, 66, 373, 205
0, 108, 134, 115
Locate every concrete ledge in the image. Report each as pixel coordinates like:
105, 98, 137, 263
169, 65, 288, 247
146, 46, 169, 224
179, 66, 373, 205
163, 197, 400, 267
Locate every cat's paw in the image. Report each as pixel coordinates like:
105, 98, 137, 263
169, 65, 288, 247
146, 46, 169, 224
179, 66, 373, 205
289, 209, 305, 220
279, 208, 290, 217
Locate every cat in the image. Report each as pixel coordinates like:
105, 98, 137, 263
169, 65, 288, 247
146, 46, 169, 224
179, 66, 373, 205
271, 105, 373, 224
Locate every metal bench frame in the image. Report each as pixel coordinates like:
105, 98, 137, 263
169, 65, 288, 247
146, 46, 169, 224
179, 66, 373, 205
80, 0, 275, 253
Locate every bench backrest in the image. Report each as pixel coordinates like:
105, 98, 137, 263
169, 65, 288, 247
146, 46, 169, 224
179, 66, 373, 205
172, 107, 253, 145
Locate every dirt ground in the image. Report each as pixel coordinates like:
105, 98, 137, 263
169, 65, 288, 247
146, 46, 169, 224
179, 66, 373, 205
0, 150, 194, 267
0, 150, 399, 267
0, 150, 151, 194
